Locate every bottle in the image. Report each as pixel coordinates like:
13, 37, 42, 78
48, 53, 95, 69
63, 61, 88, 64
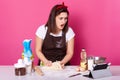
22, 39, 34, 74
80, 48, 87, 70
87, 56, 94, 71
81, 48, 87, 60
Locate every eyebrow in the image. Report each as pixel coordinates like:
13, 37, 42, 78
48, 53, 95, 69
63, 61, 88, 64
59, 16, 68, 18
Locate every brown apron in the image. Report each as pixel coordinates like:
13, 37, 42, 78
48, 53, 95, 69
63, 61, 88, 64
38, 30, 70, 65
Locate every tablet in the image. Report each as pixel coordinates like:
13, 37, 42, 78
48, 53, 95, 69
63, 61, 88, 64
93, 63, 108, 70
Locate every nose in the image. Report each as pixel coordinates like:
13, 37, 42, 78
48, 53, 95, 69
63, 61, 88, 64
62, 19, 67, 24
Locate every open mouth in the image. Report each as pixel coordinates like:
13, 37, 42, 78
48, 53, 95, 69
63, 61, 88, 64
61, 24, 64, 27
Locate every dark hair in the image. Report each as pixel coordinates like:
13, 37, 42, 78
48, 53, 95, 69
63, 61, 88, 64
45, 3, 69, 34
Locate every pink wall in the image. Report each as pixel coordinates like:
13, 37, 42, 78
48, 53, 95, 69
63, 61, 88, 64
0, 0, 120, 65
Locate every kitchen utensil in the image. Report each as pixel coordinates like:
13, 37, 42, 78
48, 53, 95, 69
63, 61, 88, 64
94, 56, 106, 64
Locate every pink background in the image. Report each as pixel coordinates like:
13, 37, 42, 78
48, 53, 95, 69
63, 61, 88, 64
0, 0, 120, 65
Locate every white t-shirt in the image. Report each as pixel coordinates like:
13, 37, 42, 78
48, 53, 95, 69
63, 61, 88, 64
35, 24, 75, 42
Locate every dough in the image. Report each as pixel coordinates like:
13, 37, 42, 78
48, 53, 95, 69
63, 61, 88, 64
43, 61, 63, 70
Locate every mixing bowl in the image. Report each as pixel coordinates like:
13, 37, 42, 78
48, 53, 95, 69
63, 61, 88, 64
94, 56, 106, 64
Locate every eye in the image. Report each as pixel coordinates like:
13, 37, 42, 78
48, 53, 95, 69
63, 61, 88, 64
59, 17, 63, 20
64, 17, 68, 20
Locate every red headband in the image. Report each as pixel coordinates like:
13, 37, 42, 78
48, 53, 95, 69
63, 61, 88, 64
56, 2, 68, 10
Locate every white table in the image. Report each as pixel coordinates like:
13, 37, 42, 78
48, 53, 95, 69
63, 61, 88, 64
0, 65, 120, 80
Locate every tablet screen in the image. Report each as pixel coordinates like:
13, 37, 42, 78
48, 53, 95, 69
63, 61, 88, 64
93, 63, 108, 70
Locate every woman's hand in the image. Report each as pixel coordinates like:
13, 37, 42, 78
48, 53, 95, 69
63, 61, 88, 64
60, 61, 65, 69
44, 60, 52, 66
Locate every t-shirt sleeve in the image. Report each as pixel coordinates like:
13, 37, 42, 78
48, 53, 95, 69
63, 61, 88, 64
35, 25, 47, 40
66, 27, 75, 42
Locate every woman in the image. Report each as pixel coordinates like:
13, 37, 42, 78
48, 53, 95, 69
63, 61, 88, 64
35, 2, 75, 67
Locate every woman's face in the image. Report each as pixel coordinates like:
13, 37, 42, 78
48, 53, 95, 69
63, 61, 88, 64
55, 12, 68, 32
